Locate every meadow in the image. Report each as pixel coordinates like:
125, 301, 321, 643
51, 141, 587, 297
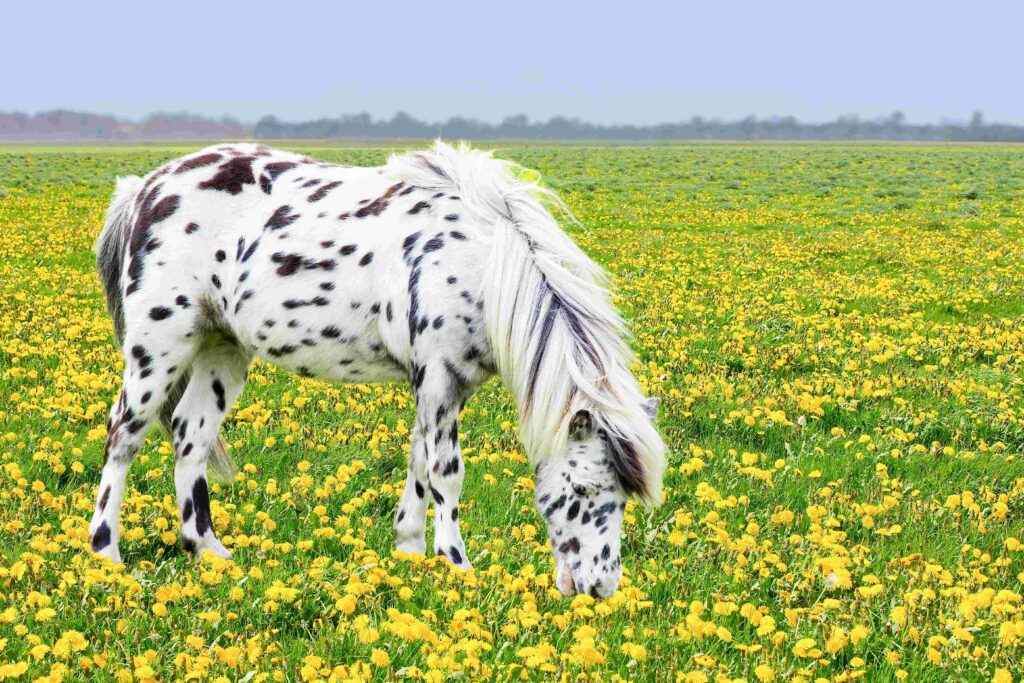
1, 142, 1023, 682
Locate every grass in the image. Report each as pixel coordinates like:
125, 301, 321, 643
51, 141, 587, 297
0, 143, 1022, 682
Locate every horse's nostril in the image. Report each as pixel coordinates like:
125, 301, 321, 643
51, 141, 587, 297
588, 582, 602, 598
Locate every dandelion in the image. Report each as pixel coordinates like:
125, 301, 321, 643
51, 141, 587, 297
1, 144, 1022, 681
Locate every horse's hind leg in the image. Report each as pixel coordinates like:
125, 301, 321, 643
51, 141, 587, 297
171, 339, 249, 559
395, 429, 429, 555
89, 331, 197, 563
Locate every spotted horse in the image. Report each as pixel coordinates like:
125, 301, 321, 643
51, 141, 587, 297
88, 141, 666, 597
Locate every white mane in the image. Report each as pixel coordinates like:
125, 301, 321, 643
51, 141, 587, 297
388, 142, 666, 502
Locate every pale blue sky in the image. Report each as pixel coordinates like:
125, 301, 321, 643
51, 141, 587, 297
5, 0, 1022, 124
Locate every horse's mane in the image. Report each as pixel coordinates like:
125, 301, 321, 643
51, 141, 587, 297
388, 142, 666, 503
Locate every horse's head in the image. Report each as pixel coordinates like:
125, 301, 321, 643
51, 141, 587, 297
535, 398, 659, 598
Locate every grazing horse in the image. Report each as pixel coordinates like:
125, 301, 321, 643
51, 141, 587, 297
88, 141, 666, 597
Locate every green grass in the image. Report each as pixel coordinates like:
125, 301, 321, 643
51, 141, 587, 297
0, 142, 1022, 682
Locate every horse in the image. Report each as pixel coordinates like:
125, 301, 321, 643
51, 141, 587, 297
88, 141, 666, 597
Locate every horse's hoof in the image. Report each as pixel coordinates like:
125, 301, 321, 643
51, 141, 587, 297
92, 545, 122, 565
396, 539, 427, 556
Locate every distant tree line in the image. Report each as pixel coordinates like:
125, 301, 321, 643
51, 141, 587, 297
2, 109, 1022, 142
0, 110, 248, 141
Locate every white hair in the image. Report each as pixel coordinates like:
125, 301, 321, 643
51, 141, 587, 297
388, 142, 666, 503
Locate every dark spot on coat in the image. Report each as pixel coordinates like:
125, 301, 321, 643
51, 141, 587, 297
307, 180, 343, 202
91, 521, 111, 551
268, 344, 299, 357
175, 153, 222, 174
198, 156, 256, 195
559, 537, 581, 554
265, 205, 299, 230
212, 379, 226, 411
149, 306, 173, 320
98, 486, 111, 513
272, 252, 337, 276
544, 494, 568, 518
131, 344, 152, 368
353, 182, 404, 218
241, 238, 261, 262
423, 235, 444, 252
126, 189, 180, 295
192, 478, 212, 536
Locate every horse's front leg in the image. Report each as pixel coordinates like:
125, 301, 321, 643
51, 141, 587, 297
405, 362, 472, 569
425, 411, 469, 569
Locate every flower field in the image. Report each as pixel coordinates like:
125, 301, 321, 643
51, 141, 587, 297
1, 143, 1023, 682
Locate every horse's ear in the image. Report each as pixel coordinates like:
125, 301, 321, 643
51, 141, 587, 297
642, 397, 660, 419
569, 410, 593, 441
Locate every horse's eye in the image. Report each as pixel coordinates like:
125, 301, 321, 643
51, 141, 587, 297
572, 484, 588, 497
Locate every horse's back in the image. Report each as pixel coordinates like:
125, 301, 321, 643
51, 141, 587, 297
116, 144, 493, 386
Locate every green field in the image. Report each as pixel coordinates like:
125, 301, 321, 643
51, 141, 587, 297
1, 143, 1023, 682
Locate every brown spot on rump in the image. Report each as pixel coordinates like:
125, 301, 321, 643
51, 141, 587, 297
259, 161, 299, 195
198, 156, 256, 195
307, 180, 343, 203
136, 166, 171, 206
126, 186, 180, 295
174, 152, 222, 174
353, 182, 405, 218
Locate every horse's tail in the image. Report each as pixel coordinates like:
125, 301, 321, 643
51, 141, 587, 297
388, 141, 665, 503
96, 177, 234, 480
95, 176, 141, 344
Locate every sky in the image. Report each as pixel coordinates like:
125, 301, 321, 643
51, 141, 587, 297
5, 0, 1023, 125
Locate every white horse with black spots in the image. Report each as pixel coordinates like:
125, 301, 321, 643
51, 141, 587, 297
88, 141, 666, 597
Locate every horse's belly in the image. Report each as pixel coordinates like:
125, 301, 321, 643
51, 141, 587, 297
260, 341, 408, 384
241, 306, 407, 381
